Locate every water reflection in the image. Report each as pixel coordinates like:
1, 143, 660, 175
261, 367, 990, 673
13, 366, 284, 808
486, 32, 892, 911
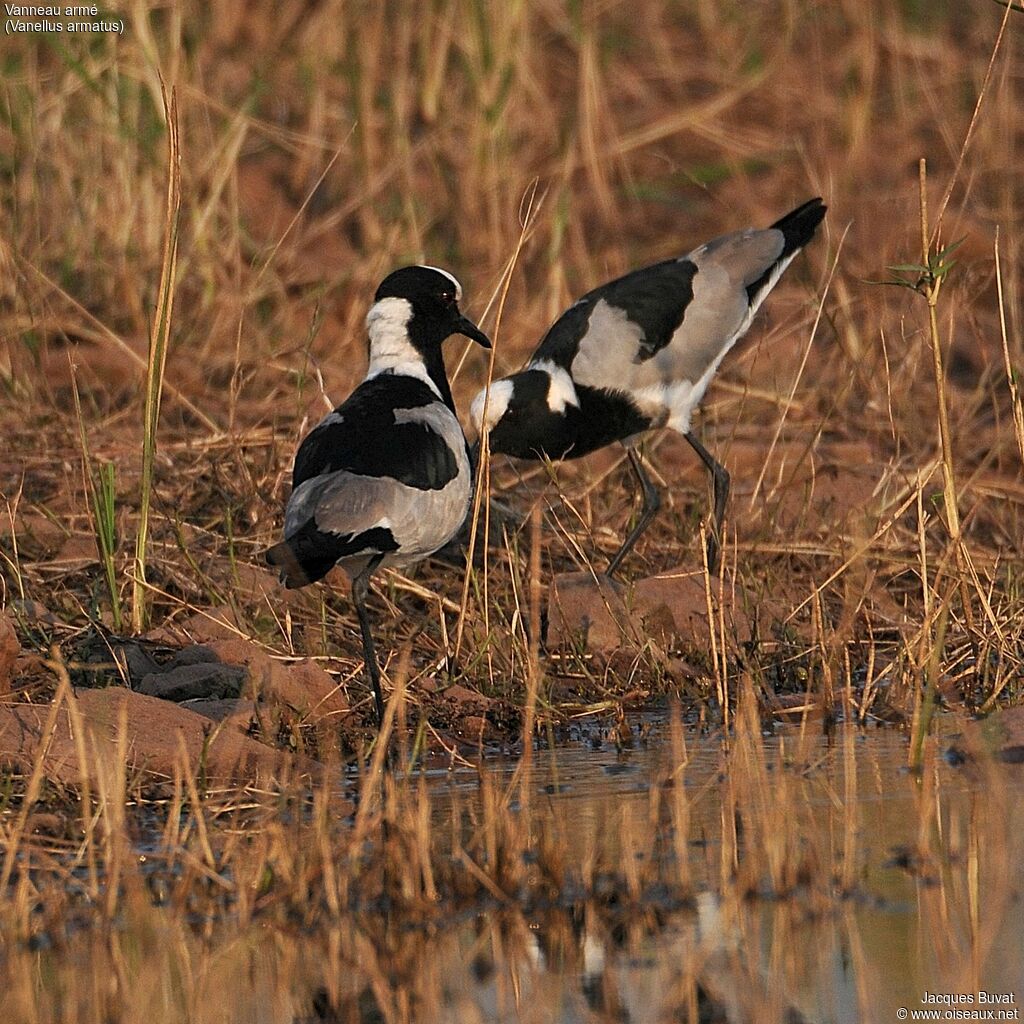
400, 722, 1024, 1022
4, 721, 1022, 1024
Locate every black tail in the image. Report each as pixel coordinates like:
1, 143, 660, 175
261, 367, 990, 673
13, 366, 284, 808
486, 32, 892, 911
265, 539, 323, 589
744, 198, 827, 305
771, 197, 827, 259
265, 521, 399, 590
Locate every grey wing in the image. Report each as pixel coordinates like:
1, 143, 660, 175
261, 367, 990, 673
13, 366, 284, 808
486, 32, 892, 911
287, 466, 471, 564
284, 472, 396, 540
688, 227, 787, 291
627, 228, 788, 390
567, 228, 789, 394
669, 228, 787, 379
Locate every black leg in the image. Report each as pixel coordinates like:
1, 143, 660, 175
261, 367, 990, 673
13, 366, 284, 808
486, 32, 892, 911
351, 553, 386, 726
684, 430, 730, 574
606, 447, 662, 578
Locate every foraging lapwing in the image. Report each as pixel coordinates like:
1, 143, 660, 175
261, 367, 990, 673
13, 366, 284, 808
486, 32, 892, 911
266, 266, 491, 724
471, 198, 826, 576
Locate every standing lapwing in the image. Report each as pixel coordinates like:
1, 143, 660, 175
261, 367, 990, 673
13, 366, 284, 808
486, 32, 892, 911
266, 266, 491, 724
471, 198, 826, 576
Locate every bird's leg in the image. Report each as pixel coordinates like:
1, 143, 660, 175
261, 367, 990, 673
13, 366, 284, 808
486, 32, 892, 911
606, 447, 662, 578
351, 553, 387, 726
684, 430, 730, 575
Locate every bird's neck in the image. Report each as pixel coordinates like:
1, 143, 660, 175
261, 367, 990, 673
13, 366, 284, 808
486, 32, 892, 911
418, 346, 456, 411
365, 298, 455, 411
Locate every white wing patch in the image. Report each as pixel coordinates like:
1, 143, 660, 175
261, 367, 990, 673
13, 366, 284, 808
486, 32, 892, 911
530, 359, 580, 413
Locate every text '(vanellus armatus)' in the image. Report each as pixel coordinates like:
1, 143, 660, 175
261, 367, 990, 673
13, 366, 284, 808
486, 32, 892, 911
471, 198, 826, 576
266, 266, 491, 724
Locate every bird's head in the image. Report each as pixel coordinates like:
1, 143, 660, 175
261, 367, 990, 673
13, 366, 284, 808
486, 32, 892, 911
368, 266, 490, 360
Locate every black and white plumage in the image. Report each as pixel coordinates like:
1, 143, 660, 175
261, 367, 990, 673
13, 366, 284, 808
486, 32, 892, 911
471, 198, 826, 575
266, 265, 491, 723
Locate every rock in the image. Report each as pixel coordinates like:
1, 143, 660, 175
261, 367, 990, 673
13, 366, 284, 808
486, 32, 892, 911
546, 572, 640, 652
25, 812, 66, 837
440, 684, 493, 728
280, 659, 350, 720
183, 698, 260, 732
632, 567, 752, 646
171, 644, 221, 667
116, 640, 164, 680
5, 513, 65, 558
72, 637, 228, 689
209, 638, 349, 723
145, 605, 241, 645
547, 568, 754, 655
8, 599, 60, 628
769, 693, 827, 723
48, 533, 97, 570
231, 562, 306, 609
178, 605, 242, 643
0, 688, 321, 787
949, 707, 1024, 766
93, 634, 350, 750
208, 636, 271, 670
137, 661, 246, 701
459, 715, 491, 742
0, 612, 21, 695
442, 684, 490, 709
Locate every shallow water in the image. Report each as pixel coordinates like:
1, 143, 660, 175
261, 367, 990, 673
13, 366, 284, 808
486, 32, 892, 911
412, 720, 1024, 1024
5, 720, 1023, 1024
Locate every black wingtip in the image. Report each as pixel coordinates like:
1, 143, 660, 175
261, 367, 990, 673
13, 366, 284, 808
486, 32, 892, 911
264, 541, 313, 589
772, 197, 827, 256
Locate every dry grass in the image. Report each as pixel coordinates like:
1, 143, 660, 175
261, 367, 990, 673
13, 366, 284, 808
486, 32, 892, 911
1, 2, 1024, 1013
2, 1, 1022, 734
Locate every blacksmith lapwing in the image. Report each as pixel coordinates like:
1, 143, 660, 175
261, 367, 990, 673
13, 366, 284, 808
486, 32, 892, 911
471, 198, 826, 576
266, 266, 491, 723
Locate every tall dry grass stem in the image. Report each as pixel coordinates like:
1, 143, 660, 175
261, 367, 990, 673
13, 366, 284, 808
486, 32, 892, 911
454, 183, 544, 662
994, 233, 1024, 469
917, 159, 961, 546
0, 493, 25, 602
132, 80, 181, 633
519, 505, 543, 810
910, 597, 951, 772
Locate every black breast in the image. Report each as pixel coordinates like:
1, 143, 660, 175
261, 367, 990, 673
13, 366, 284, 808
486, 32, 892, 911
565, 385, 652, 458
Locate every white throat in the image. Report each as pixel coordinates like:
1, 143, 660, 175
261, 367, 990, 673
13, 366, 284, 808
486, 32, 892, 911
364, 296, 440, 397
